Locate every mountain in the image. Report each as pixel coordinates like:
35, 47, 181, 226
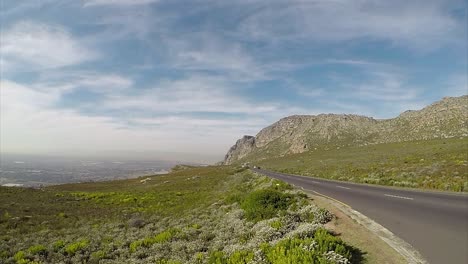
224, 95, 468, 164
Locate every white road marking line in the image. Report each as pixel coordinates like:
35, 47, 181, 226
336, 185, 351, 190
384, 194, 414, 200
312, 181, 320, 184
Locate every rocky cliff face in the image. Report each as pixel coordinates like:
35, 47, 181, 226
224, 135, 256, 165
223, 95, 468, 165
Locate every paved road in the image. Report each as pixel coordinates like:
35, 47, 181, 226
253, 168, 468, 264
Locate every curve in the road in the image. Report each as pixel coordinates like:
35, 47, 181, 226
253, 168, 468, 264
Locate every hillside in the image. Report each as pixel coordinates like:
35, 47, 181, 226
224, 95, 468, 164
0, 166, 365, 264
257, 137, 468, 192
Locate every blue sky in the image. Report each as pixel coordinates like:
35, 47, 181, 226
1, 0, 466, 162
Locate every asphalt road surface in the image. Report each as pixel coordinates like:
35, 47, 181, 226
253, 168, 468, 264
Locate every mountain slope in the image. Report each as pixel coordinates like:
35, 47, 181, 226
224, 95, 468, 164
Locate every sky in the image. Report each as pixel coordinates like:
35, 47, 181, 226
0, 0, 467, 163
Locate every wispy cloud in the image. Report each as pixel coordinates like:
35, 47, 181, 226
37, 71, 133, 94
284, 79, 325, 98
325, 59, 389, 67
83, 0, 159, 7
237, 0, 463, 50
167, 33, 267, 81
354, 71, 420, 101
1, 21, 97, 71
102, 75, 282, 115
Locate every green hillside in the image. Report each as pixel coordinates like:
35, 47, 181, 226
255, 138, 468, 192
224, 96, 468, 166
0, 166, 361, 264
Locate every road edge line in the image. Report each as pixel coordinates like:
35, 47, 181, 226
307, 190, 428, 264
302, 188, 351, 208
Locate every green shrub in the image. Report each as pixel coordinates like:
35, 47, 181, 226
208, 250, 253, 264
314, 229, 351, 258
13, 251, 26, 261
194, 252, 204, 263
154, 228, 178, 243
129, 240, 143, 253
13, 251, 41, 264
64, 239, 89, 255
28, 244, 47, 256
270, 219, 283, 230
90, 250, 106, 261
208, 251, 225, 263
190, 223, 202, 229
130, 228, 179, 252
228, 250, 254, 263
261, 230, 352, 263
52, 240, 65, 252
241, 189, 294, 222
57, 212, 67, 218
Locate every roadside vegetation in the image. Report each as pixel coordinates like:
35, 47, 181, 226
256, 138, 468, 192
0, 166, 362, 263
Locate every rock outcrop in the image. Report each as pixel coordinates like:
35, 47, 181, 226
223, 95, 468, 164
224, 135, 256, 165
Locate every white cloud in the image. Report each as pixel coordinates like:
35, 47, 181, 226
1, 21, 96, 71
0, 79, 268, 161
165, 33, 268, 81
238, 0, 462, 50
354, 72, 420, 101
325, 59, 389, 67
103, 75, 282, 114
77, 74, 132, 91
83, 0, 159, 7
37, 71, 133, 94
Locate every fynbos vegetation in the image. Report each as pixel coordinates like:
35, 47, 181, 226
256, 138, 468, 192
0, 166, 361, 263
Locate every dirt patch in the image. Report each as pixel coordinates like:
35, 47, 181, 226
310, 193, 407, 264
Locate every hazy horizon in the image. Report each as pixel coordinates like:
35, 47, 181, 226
0, 152, 186, 187
1, 0, 466, 162
0, 151, 221, 165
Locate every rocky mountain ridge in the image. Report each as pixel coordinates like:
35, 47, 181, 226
224, 95, 468, 164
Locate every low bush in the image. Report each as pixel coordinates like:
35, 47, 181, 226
52, 240, 65, 252
64, 239, 89, 255
27, 244, 47, 256
208, 250, 254, 264
13, 251, 26, 261
130, 228, 179, 252
261, 229, 352, 263
269, 219, 283, 230
241, 189, 294, 222
90, 250, 106, 262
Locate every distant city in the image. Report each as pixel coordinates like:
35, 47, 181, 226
0, 153, 182, 187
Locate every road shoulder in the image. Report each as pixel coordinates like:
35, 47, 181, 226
308, 192, 412, 264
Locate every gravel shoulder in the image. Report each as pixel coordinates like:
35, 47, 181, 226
308, 193, 407, 264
